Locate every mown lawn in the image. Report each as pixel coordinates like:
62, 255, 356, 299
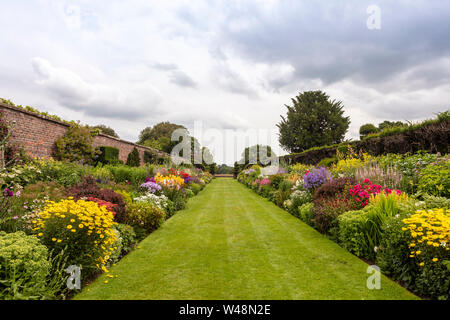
75, 178, 418, 300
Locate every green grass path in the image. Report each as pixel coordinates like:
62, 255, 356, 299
75, 178, 418, 300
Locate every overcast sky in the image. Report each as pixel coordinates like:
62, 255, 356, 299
1, 0, 449, 165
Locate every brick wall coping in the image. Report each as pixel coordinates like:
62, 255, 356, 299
0, 101, 168, 158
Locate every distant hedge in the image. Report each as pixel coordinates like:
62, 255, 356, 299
281, 111, 450, 165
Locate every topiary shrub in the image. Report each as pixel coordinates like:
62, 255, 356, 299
97, 146, 119, 165
66, 176, 127, 223
126, 147, 141, 167
0, 231, 52, 300
54, 122, 99, 165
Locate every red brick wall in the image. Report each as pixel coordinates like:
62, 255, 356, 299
0, 102, 168, 165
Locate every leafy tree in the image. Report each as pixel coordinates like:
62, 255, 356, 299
277, 91, 350, 153
54, 122, 99, 165
126, 147, 140, 167
208, 163, 217, 175
378, 120, 405, 131
240, 144, 276, 166
138, 122, 185, 143
359, 123, 379, 139
92, 125, 119, 138
138, 122, 189, 155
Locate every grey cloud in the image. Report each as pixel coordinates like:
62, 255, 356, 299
151, 62, 197, 88
168, 70, 197, 88
207, 0, 450, 91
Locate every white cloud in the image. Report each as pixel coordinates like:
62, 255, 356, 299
31, 57, 163, 119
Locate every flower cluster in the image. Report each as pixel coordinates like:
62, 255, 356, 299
259, 178, 271, 186
154, 173, 185, 189
32, 198, 117, 271
349, 179, 401, 207
140, 180, 162, 194
134, 193, 170, 211
303, 167, 331, 191
402, 208, 450, 266
178, 171, 192, 184
87, 197, 118, 215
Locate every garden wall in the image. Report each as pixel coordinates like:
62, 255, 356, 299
0, 102, 168, 164
281, 119, 450, 165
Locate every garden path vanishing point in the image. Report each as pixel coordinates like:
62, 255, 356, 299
75, 178, 418, 300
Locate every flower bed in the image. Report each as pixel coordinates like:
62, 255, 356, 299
0, 159, 213, 299
237, 152, 450, 299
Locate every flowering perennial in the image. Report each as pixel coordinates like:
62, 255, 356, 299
32, 198, 117, 271
349, 179, 401, 207
402, 208, 450, 266
140, 180, 162, 194
154, 173, 185, 189
303, 167, 331, 191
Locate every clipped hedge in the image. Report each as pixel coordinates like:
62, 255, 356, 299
97, 146, 120, 165
281, 113, 450, 165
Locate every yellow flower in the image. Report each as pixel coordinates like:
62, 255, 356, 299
52, 238, 57, 242
78, 224, 84, 228
67, 225, 72, 229
432, 258, 438, 262
419, 262, 424, 267
38, 233, 43, 237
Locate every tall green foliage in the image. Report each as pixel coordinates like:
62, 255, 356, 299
277, 90, 350, 153
54, 122, 98, 165
126, 147, 141, 167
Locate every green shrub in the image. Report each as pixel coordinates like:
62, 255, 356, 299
337, 210, 372, 258
0, 231, 52, 299
114, 223, 137, 255
317, 156, 337, 167
54, 122, 99, 165
127, 202, 166, 233
126, 147, 141, 167
375, 213, 417, 288
97, 146, 119, 165
268, 174, 286, 189
298, 202, 315, 226
104, 164, 151, 186
284, 190, 312, 215
421, 194, 450, 209
143, 150, 156, 164
417, 160, 450, 197
189, 183, 203, 195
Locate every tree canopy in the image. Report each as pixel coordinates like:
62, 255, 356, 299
92, 124, 119, 138
138, 122, 186, 153
277, 91, 350, 153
